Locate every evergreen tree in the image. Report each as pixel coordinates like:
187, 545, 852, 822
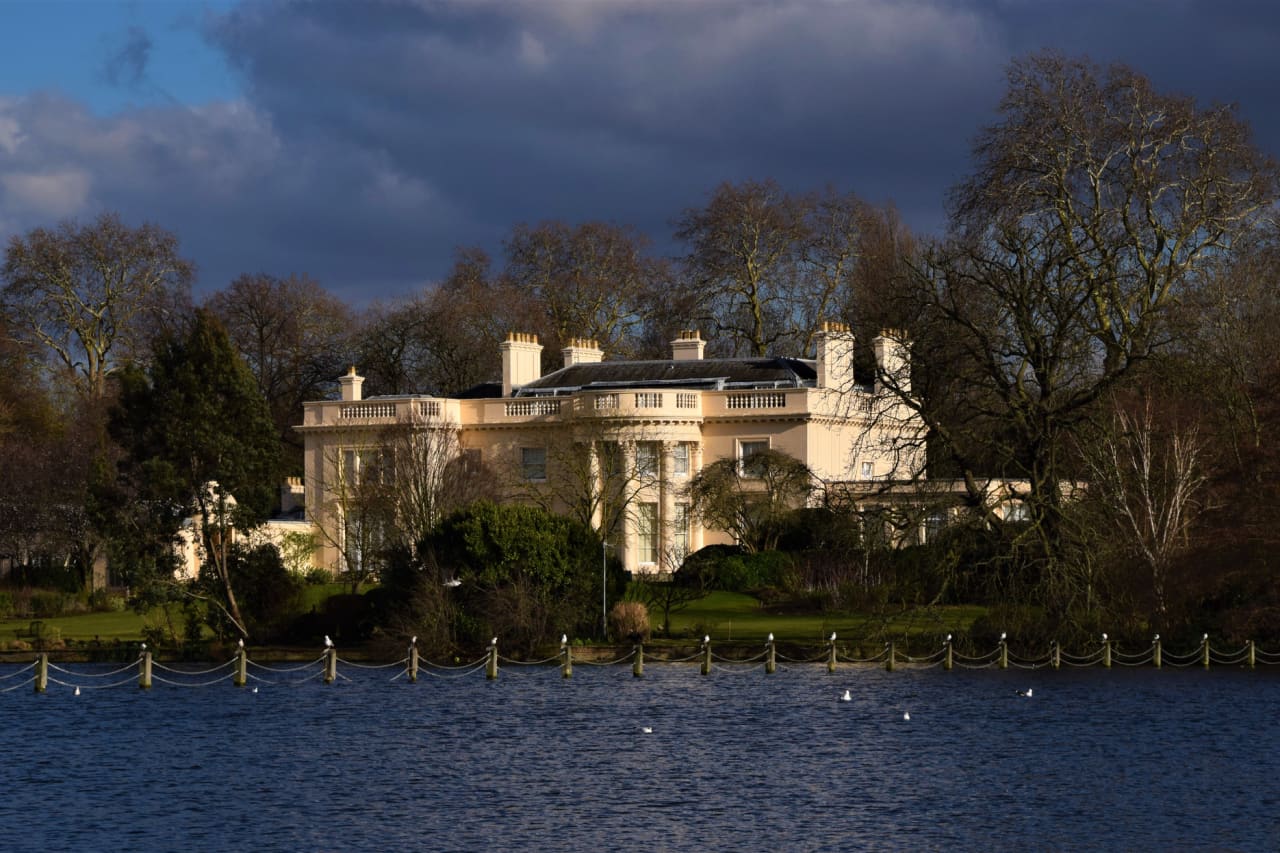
112, 309, 280, 638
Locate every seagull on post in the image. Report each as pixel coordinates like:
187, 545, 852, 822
561, 634, 568, 646
324, 635, 333, 649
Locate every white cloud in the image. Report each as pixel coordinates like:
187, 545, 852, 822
0, 169, 92, 218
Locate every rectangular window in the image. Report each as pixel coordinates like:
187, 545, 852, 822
636, 441, 659, 478
739, 439, 769, 477
673, 503, 690, 558
521, 447, 547, 481
637, 502, 659, 564
600, 442, 623, 477
672, 443, 690, 477
342, 448, 391, 486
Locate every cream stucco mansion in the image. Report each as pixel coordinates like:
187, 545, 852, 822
296, 325, 928, 574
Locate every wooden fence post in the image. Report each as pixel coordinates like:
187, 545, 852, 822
999, 635, 1008, 670
1051, 640, 1060, 671
235, 645, 247, 687
1248, 640, 1256, 669
701, 636, 711, 676
139, 650, 152, 690
34, 653, 48, 693
486, 639, 499, 680
944, 636, 953, 672
885, 641, 895, 672
560, 641, 572, 679
323, 647, 337, 683
408, 640, 419, 683
765, 637, 776, 675
1153, 635, 1162, 669
1202, 634, 1210, 669
1103, 635, 1112, 669
827, 634, 837, 674
633, 644, 644, 678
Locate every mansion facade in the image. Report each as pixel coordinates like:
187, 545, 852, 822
296, 325, 926, 574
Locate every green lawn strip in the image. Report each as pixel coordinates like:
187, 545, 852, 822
663, 591, 986, 646
1, 609, 148, 643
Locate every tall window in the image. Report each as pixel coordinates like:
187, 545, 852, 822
600, 441, 623, 477
636, 441, 659, 478
522, 447, 547, 481
342, 448, 390, 485
739, 439, 769, 477
637, 502, 659, 564
672, 503, 690, 558
672, 443, 690, 477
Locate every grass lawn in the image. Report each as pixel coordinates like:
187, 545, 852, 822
1, 609, 149, 644
1, 583, 362, 649
662, 591, 986, 645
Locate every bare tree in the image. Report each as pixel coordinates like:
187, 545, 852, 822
686, 448, 814, 552
675, 181, 878, 358
500, 417, 663, 543
676, 179, 809, 357
502, 220, 666, 362
377, 412, 495, 547
1081, 398, 1207, 620
876, 52, 1278, 619
205, 273, 353, 470
2, 212, 194, 398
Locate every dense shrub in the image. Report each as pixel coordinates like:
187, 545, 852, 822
609, 601, 650, 642
716, 551, 794, 593
29, 590, 68, 618
680, 546, 793, 593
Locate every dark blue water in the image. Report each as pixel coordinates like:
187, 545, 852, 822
1, 660, 1277, 852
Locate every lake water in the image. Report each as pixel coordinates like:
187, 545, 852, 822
1, 658, 1277, 851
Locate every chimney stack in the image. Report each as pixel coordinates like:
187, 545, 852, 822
671, 329, 705, 361
562, 337, 604, 368
501, 332, 543, 396
814, 322, 855, 391
873, 329, 911, 394
338, 365, 364, 402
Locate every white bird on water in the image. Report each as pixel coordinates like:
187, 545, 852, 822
252, 686, 259, 694
641, 726, 653, 734
1018, 688, 1033, 697
840, 689, 852, 702
74, 686, 80, 696
903, 711, 911, 721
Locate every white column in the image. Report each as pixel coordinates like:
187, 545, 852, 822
660, 441, 677, 569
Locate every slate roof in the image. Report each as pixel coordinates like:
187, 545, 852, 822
513, 357, 819, 396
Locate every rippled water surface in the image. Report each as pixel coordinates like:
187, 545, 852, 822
2, 660, 1278, 851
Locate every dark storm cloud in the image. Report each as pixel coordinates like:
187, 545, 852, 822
4, 0, 1280, 301
101, 25, 153, 88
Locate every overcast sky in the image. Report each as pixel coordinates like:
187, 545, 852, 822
2, 0, 1279, 304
